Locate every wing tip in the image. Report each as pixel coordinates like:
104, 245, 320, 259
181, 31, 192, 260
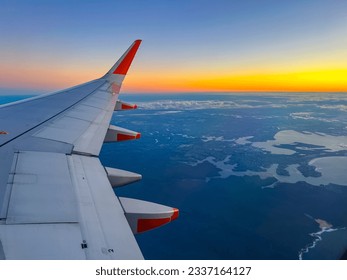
112, 40, 142, 75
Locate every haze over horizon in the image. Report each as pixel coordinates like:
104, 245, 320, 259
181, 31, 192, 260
1, 0, 347, 93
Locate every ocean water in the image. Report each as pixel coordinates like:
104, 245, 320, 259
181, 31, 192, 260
1, 92, 347, 260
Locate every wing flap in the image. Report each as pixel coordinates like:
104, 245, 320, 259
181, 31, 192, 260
0, 151, 143, 259
67, 154, 143, 259
6, 151, 78, 224
0, 223, 86, 260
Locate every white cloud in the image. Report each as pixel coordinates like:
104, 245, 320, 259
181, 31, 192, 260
318, 105, 347, 112
290, 112, 339, 123
136, 100, 288, 110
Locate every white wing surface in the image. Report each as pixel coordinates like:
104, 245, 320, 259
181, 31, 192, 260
0, 40, 178, 260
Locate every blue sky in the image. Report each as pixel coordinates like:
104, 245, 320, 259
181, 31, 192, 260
1, 0, 346, 92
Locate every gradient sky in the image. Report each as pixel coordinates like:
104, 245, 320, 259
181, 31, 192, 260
1, 0, 347, 93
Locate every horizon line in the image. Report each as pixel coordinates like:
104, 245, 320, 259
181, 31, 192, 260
1, 88, 347, 96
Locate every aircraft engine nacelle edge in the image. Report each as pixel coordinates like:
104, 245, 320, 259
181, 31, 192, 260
105, 167, 142, 188
114, 100, 138, 111
119, 197, 179, 234
104, 125, 141, 142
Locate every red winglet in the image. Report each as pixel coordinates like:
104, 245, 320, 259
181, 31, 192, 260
113, 40, 142, 75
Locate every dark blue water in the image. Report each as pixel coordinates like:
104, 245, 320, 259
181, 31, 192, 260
1, 92, 347, 259
0, 95, 34, 104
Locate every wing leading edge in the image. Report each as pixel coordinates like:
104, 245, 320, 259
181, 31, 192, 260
0, 40, 179, 259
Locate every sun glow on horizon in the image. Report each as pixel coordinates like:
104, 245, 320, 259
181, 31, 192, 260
120, 66, 347, 93
1, 66, 347, 94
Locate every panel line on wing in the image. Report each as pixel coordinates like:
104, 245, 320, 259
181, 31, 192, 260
0, 80, 108, 149
0, 152, 19, 219
6, 151, 79, 224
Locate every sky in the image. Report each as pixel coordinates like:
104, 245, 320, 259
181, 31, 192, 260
0, 0, 347, 93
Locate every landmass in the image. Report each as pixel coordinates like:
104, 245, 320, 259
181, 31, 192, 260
315, 219, 332, 230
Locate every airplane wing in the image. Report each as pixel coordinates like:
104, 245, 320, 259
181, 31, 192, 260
0, 40, 179, 260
